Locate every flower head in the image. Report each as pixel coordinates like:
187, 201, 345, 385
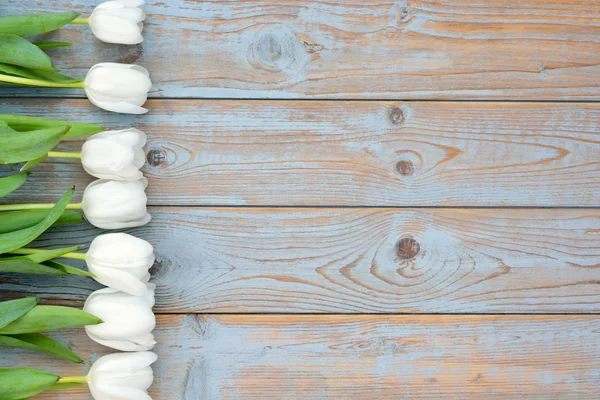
82, 178, 151, 229
88, 351, 157, 400
89, 0, 145, 45
81, 128, 146, 181
84, 284, 156, 351
84, 63, 151, 114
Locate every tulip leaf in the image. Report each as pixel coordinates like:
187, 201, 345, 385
0, 368, 59, 400
0, 172, 29, 198
0, 297, 38, 329
0, 124, 70, 164
0, 305, 102, 334
0, 209, 83, 234
0, 258, 67, 275
0, 187, 74, 254
0, 114, 103, 138
0, 333, 83, 363
0, 63, 79, 83
0, 34, 55, 72
43, 260, 94, 277
34, 41, 73, 49
20, 153, 47, 171
0, 12, 80, 37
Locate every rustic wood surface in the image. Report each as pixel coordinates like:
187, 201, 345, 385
3, 0, 600, 99
1, 207, 599, 313
0, 315, 597, 399
2, 0, 600, 399
1, 100, 599, 206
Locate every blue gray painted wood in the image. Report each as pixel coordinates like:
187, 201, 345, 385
4, 0, 600, 99
1, 100, 599, 206
3, 315, 600, 399
1, 207, 598, 313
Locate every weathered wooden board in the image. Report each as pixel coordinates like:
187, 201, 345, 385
1, 208, 599, 313
5, 0, 600, 99
2, 100, 599, 206
1, 315, 598, 399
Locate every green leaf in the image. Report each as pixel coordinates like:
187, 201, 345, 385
0, 305, 101, 334
0, 187, 74, 254
20, 153, 47, 171
43, 260, 93, 277
0, 34, 55, 72
0, 333, 82, 363
0, 63, 79, 83
0, 209, 83, 234
0, 124, 70, 164
0, 114, 103, 138
0, 368, 59, 400
0, 258, 67, 276
0, 172, 29, 198
0, 297, 38, 329
34, 41, 73, 49
0, 12, 80, 36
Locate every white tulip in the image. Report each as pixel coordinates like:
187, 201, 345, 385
82, 178, 151, 229
84, 283, 156, 351
89, 0, 145, 45
84, 63, 152, 114
81, 128, 146, 181
88, 351, 157, 400
87, 233, 154, 296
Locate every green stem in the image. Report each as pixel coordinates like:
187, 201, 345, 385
70, 18, 89, 25
0, 203, 83, 211
47, 151, 82, 159
0, 73, 85, 88
57, 376, 88, 384
8, 248, 87, 260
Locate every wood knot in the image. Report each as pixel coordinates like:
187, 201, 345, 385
396, 160, 415, 176
388, 107, 405, 125
400, 5, 411, 22
248, 26, 302, 72
149, 256, 169, 278
395, 237, 420, 260
394, 150, 422, 178
146, 148, 166, 167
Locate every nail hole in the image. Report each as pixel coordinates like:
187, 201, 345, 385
396, 237, 420, 260
146, 149, 166, 166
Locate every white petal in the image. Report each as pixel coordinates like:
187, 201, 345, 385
90, 351, 157, 374
85, 89, 148, 114
85, 66, 152, 98
89, 16, 144, 44
86, 329, 155, 351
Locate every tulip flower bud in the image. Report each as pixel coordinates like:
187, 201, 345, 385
81, 128, 146, 181
88, 351, 157, 400
82, 178, 151, 229
87, 233, 155, 296
84, 63, 152, 114
84, 284, 156, 351
89, 0, 145, 45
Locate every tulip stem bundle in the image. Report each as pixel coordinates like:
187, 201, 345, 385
70, 18, 90, 25
0, 73, 85, 88
57, 375, 89, 384
47, 151, 82, 159
0, 202, 84, 211
9, 247, 87, 260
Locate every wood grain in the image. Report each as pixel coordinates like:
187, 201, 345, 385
4, 0, 600, 99
0, 315, 598, 399
1, 99, 599, 206
1, 207, 599, 313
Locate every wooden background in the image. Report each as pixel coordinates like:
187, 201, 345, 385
1, 0, 600, 398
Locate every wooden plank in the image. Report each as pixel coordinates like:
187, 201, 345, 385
4, 0, 600, 99
1, 207, 599, 313
0, 315, 598, 399
1, 100, 599, 206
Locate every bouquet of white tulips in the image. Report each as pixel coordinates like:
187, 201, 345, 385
0, 1, 151, 114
